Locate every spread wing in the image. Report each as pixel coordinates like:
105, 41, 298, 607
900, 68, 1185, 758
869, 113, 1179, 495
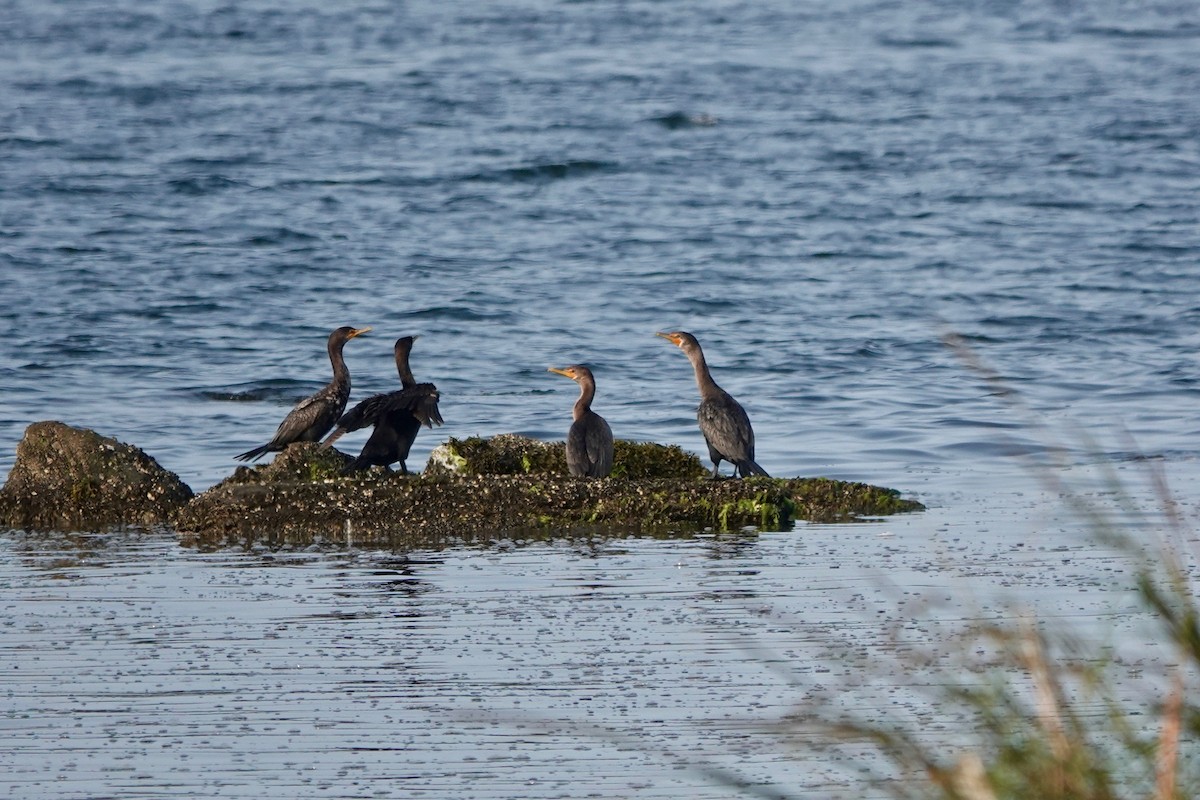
391, 383, 443, 429
321, 384, 442, 449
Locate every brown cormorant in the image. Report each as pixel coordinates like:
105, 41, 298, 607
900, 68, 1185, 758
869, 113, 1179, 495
657, 330, 769, 479
235, 326, 372, 462
548, 365, 614, 478
321, 336, 443, 473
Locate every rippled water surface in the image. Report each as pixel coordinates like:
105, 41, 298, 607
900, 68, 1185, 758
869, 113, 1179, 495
3, 0, 1200, 796
2, 504, 1186, 799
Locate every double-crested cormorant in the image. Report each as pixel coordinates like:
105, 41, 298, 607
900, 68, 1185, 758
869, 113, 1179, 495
657, 330, 769, 479
548, 364, 614, 478
321, 336, 443, 473
236, 326, 372, 462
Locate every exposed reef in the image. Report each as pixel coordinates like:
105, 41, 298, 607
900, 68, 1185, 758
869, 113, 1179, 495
1, 425, 924, 548
175, 436, 923, 549
425, 434, 709, 479
0, 421, 193, 531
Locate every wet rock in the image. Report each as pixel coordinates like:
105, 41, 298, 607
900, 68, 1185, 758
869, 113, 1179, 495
0, 421, 194, 531
176, 436, 924, 550
216, 441, 353, 488
426, 434, 708, 479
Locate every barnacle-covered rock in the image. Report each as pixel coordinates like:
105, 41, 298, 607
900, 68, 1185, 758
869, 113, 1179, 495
425, 434, 708, 479
0, 421, 193, 531
175, 436, 924, 549
0, 425, 925, 545
215, 441, 352, 488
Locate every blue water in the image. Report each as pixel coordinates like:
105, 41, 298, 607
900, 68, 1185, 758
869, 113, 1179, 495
3, 0, 1198, 495
2, 1, 1200, 797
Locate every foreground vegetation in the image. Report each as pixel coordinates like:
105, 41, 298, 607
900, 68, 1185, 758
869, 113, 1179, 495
766, 339, 1200, 800
798, 476, 1199, 800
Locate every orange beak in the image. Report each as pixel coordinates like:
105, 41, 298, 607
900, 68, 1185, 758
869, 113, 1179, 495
656, 331, 683, 347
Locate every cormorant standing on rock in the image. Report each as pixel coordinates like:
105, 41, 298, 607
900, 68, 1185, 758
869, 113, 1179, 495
657, 330, 769, 479
548, 364, 614, 478
235, 326, 371, 462
321, 336, 443, 473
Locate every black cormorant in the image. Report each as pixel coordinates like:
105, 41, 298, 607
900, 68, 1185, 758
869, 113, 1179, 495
321, 336, 443, 473
235, 326, 371, 462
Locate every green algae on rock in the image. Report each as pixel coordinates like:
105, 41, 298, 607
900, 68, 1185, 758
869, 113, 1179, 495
215, 441, 354, 488
783, 477, 924, 521
0, 425, 923, 543
0, 421, 194, 531
176, 470, 800, 550
426, 434, 708, 479
175, 438, 924, 549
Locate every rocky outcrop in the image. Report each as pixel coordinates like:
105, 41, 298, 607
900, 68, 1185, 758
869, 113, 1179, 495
0, 424, 924, 546
174, 436, 924, 549
0, 421, 194, 531
425, 434, 708, 479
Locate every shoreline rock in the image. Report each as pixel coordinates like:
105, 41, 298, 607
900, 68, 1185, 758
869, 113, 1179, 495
0, 421, 194, 531
175, 436, 924, 550
1, 425, 925, 547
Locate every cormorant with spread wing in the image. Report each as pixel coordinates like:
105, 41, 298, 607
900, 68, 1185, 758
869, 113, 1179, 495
321, 335, 442, 473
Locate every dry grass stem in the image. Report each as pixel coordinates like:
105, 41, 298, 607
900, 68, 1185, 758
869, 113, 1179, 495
1153, 669, 1183, 800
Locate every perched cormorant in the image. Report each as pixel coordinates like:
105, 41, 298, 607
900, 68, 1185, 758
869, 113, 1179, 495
321, 336, 443, 473
548, 364, 614, 478
235, 326, 371, 462
657, 330, 769, 479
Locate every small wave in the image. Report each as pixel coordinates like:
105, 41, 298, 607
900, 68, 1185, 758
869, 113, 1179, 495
479, 389, 556, 397
977, 314, 1063, 329
40, 180, 115, 195
170, 155, 265, 168
1078, 23, 1200, 40
1023, 199, 1094, 210
651, 111, 718, 129
200, 381, 317, 403
51, 245, 107, 254
242, 228, 321, 247
936, 439, 1053, 458
168, 175, 246, 195
876, 36, 958, 48
1093, 120, 1180, 143
407, 306, 514, 322
0, 135, 63, 148
466, 160, 617, 184
111, 83, 197, 107
270, 175, 438, 191
1121, 241, 1197, 255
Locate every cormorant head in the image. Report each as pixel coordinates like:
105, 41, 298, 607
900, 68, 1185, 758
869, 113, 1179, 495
656, 330, 701, 355
548, 364, 595, 384
393, 335, 418, 359
331, 326, 372, 344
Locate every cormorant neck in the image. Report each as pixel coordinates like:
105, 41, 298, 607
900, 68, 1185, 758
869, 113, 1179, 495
395, 356, 416, 389
686, 347, 722, 398
573, 379, 596, 421
329, 337, 350, 386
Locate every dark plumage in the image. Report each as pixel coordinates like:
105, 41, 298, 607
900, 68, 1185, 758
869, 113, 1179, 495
321, 336, 442, 473
548, 364, 614, 478
657, 330, 769, 479
235, 326, 371, 462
